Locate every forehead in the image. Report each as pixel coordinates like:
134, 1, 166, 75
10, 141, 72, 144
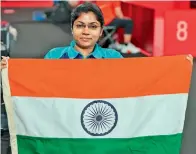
75, 12, 99, 24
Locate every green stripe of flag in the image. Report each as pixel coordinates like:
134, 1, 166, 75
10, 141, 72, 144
17, 134, 182, 154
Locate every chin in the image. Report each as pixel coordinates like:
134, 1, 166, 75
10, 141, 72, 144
79, 42, 93, 48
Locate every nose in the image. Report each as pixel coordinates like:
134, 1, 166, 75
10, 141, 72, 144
82, 26, 90, 35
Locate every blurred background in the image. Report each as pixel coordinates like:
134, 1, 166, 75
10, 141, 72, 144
1, 0, 196, 58
1, 1, 196, 154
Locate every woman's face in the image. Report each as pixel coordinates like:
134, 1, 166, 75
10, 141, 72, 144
72, 11, 103, 49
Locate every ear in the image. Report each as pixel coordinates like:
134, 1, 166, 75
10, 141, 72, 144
71, 27, 73, 35
100, 28, 103, 37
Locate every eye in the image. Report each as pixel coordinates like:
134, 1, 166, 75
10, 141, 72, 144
76, 24, 85, 28
89, 25, 98, 29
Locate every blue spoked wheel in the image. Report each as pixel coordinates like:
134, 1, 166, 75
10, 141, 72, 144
81, 100, 118, 136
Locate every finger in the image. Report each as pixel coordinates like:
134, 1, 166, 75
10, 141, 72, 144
1, 58, 8, 62
1, 65, 7, 68
1, 61, 7, 64
1, 62, 7, 66
1, 56, 9, 59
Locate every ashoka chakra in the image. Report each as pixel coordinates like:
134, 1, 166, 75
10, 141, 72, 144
81, 100, 118, 136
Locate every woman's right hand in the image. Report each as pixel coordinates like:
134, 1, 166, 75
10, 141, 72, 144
1, 56, 9, 70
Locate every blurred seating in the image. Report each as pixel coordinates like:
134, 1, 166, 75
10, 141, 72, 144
99, 26, 117, 48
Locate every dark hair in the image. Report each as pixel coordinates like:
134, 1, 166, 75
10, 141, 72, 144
71, 2, 104, 28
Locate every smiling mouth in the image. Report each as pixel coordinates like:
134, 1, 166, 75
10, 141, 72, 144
80, 38, 92, 41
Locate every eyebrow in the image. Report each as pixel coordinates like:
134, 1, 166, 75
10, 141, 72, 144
76, 21, 99, 25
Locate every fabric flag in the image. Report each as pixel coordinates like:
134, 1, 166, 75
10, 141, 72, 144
2, 55, 193, 154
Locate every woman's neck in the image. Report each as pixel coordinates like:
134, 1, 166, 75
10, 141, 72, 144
74, 44, 94, 58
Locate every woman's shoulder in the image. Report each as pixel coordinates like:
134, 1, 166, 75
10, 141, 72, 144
44, 46, 70, 59
98, 45, 123, 59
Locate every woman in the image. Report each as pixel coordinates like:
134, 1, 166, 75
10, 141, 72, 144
44, 2, 123, 59
1, 2, 123, 69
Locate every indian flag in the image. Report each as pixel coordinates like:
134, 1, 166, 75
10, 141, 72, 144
2, 55, 192, 154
